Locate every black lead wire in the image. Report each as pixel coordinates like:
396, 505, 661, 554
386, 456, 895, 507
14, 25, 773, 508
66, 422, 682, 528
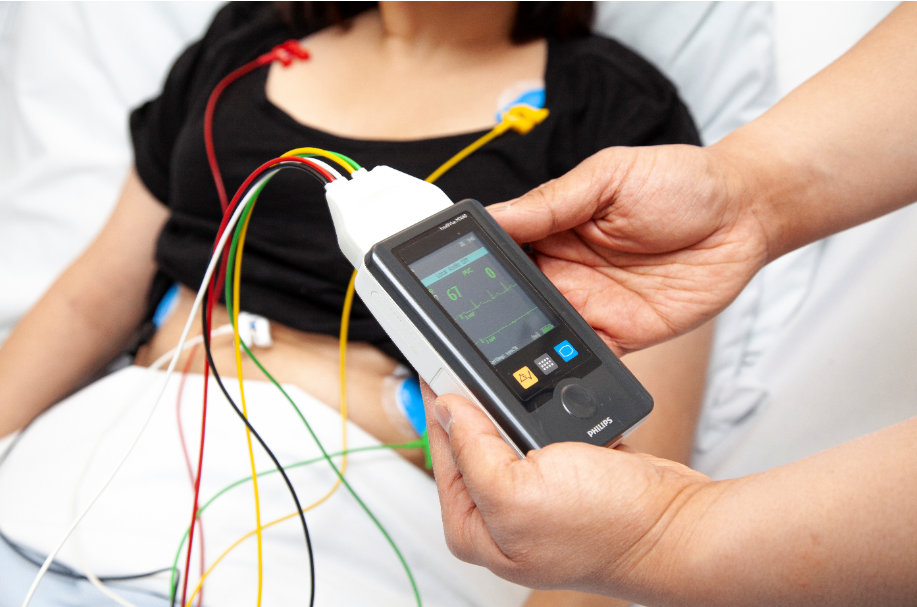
191, 163, 327, 607
200, 276, 317, 607
0, 162, 331, 606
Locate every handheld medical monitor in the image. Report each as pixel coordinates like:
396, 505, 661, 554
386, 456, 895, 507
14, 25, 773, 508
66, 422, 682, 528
326, 166, 653, 456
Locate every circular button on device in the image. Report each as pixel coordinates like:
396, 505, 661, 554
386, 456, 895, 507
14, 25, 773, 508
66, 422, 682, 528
560, 384, 598, 420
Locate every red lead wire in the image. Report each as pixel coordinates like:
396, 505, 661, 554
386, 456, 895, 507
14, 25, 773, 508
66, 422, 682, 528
183, 38, 311, 606
180, 153, 334, 607
204, 40, 310, 212
176, 346, 205, 607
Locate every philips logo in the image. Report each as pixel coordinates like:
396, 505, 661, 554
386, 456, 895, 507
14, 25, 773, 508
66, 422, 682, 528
587, 417, 614, 437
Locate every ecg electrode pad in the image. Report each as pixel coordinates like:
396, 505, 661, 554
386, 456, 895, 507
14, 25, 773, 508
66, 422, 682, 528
326, 166, 653, 456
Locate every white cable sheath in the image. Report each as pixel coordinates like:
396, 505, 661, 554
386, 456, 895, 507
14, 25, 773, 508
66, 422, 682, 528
304, 157, 346, 182
324, 166, 452, 267
20, 169, 278, 607
71, 325, 235, 607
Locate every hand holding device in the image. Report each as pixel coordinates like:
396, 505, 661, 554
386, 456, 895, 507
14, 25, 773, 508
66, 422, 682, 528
363, 5, 917, 603
489, 0, 917, 358
422, 383, 712, 602
487, 143, 770, 356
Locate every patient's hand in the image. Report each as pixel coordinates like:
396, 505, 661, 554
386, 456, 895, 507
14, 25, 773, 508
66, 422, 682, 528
489, 144, 768, 355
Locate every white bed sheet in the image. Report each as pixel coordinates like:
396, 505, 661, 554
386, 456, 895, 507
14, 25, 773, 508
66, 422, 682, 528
693, 2, 916, 478
0, 2, 221, 343
0, 366, 529, 607
694, 183, 917, 479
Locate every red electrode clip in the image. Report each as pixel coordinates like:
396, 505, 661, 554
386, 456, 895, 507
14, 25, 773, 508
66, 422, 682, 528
207, 39, 310, 212
258, 40, 310, 67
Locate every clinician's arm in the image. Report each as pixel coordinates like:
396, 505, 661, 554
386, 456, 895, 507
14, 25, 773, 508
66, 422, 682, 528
426, 393, 917, 606
0, 170, 167, 438
425, 4, 917, 605
489, 3, 917, 356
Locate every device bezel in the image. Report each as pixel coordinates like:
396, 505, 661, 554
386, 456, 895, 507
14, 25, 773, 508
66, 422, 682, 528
365, 199, 653, 452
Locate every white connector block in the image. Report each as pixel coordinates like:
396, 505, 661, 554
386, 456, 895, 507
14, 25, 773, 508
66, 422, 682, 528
237, 311, 273, 349
324, 166, 453, 268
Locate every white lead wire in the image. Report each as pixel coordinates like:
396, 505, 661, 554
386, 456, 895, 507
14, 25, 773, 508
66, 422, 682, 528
72, 325, 235, 607
303, 157, 346, 182
20, 169, 279, 607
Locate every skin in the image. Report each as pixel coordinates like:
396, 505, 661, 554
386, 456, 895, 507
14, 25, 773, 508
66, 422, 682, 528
266, 2, 547, 140
423, 4, 917, 605
0, 3, 713, 605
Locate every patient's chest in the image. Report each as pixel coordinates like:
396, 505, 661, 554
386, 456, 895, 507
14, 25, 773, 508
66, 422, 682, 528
265, 14, 547, 141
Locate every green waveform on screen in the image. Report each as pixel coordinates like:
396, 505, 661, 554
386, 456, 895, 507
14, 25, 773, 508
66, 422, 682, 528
454, 282, 517, 321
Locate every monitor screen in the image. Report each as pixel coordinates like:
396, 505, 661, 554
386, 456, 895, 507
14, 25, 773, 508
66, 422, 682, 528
407, 230, 557, 365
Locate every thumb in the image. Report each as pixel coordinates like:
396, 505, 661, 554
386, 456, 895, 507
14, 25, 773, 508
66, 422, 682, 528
489, 148, 627, 243
425, 391, 521, 568
437, 393, 519, 496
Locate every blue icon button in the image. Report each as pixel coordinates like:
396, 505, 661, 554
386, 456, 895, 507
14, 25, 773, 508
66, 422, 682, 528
554, 340, 578, 362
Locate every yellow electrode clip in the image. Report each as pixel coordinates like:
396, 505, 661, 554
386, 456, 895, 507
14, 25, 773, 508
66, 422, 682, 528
496, 104, 550, 135
425, 104, 550, 183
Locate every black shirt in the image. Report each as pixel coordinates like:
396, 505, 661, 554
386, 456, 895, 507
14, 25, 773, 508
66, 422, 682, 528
130, 2, 700, 362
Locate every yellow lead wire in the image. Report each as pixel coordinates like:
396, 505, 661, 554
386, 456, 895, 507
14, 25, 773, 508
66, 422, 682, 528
338, 270, 357, 476
283, 147, 356, 174
184, 274, 357, 607
186, 149, 356, 605
425, 105, 549, 184
425, 128, 504, 184
229, 206, 265, 607
184, 469, 346, 607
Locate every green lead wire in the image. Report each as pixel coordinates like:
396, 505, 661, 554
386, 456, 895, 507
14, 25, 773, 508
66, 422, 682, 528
224, 184, 264, 320
330, 151, 361, 170
202, 176, 421, 605
295, 151, 362, 171
167, 440, 424, 599
241, 344, 422, 607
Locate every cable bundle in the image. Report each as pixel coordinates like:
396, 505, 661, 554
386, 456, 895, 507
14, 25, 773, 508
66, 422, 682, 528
178, 148, 422, 607
177, 98, 552, 602
179, 151, 342, 607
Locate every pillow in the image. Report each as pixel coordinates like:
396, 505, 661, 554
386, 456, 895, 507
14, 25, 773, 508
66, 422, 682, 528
0, 2, 222, 342
594, 1, 778, 144
0, 2, 779, 343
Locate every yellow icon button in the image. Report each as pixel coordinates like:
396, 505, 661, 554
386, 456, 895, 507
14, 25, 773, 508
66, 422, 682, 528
513, 366, 539, 389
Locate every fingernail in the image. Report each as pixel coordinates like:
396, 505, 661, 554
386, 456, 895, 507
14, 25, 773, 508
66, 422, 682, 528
433, 402, 452, 434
